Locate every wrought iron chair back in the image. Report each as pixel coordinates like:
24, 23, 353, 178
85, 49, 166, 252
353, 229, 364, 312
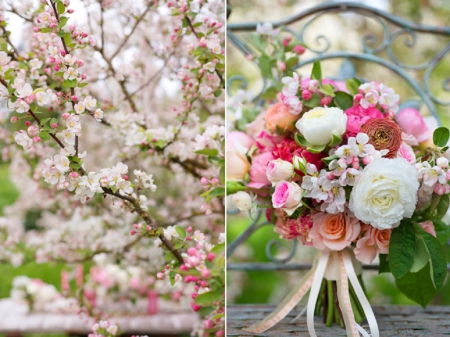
227, 1, 450, 272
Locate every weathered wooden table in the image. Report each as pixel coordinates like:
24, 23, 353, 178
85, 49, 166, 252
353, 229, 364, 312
227, 304, 450, 337
0, 299, 196, 336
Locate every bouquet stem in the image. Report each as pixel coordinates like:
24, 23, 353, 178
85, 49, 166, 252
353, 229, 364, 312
316, 276, 366, 327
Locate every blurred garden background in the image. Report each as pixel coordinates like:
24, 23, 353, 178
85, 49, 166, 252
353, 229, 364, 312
227, 0, 450, 306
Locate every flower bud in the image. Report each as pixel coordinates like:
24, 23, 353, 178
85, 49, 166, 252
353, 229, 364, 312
266, 159, 294, 186
231, 191, 252, 212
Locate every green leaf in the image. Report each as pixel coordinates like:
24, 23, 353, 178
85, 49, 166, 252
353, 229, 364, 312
433, 127, 450, 147
213, 90, 222, 97
311, 59, 322, 82
294, 133, 309, 147
173, 242, 184, 249
345, 78, 360, 96
58, 16, 69, 29
427, 193, 442, 217
319, 84, 335, 97
321, 154, 338, 166
197, 306, 215, 316
194, 149, 219, 156
436, 193, 449, 220
415, 224, 447, 290
250, 32, 266, 53
258, 55, 273, 79
302, 93, 321, 108
396, 263, 438, 308
389, 220, 416, 279
333, 91, 353, 110
220, 166, 225, 185
211, 243, 225, 256
378, 254, 390, 274
226, 181, 247, 194
260, 86, 278, 100
207, 187, 225, 201
306, 144, 326, 154
174, 226, 187, 239
328, 133, 342, 147
285, 56, 299, 70
433, 219, 450, 245
39, 28, 52, 33
39, 130, 51, 140
194, 290, 223, 305
63, 79, 77, 88
410, 234, 429, 273
57, 1, 65, 15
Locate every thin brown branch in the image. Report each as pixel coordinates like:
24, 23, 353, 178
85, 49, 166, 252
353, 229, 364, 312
99, 0, 105, 53
0, 26, 19, 59
6, 4, 33, 22
109, 3, 152, 61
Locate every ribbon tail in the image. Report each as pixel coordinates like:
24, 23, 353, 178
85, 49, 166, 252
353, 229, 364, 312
243, 258, 318, 333
342, 249, 380, 337
306, 250, 330, 337
337, 251, 362, 337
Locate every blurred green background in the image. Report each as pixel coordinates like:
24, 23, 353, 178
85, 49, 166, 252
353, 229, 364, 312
227, 0, 450, 306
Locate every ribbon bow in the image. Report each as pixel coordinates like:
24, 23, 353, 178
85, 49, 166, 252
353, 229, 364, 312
243, 249, 379, 337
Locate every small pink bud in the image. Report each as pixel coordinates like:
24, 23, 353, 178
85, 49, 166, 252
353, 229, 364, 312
67, 9, 74, 13
180, 264, 188, 271
200, 177, 209, 186
207, 252, 215, 262
71, 95, 77, 101
54, 65, 60, 71
33, 27, 39, 33
133, 223, 139, 229
51, 123, 58, 128
277, 61, 286, 71
10, 116, 19, 123
123, 175, 129, 180
302, 90, 312, 101
186, 226, 192, 233
191, 292, 198, 299
210, 178, 219, 185
187, 247, 197, 257
201, 269, 210, 279
190, 302, 201, 312
70, 172, 79, 178
215, 330, 225, 337
156, 272, 164, 279
25, 121, 31, 126
203, 320, 214, 329
320, 96, 332, 106
33, 136, 41, 142
293, 45, 306, 55
69, 25, 76, 32
62, 113, 70, 119
130, 230, 136, 235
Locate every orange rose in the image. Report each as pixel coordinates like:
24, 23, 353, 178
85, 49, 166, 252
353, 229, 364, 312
265, 102, 298, 133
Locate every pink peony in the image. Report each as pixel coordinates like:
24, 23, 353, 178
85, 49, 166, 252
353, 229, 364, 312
396, 108, 431, 143
396, 142, 416, 164
272, 139, 324, 171
272, 181, 303, 215
309, 212, 360, 251
274, 209, 314, 245
354, 224, 392, 264
247, 152, 274, 189
344, 105, 384, 138
227, 131, 255, 150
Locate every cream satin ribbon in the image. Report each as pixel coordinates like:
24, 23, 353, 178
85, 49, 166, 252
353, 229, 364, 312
244, 249, 379, 337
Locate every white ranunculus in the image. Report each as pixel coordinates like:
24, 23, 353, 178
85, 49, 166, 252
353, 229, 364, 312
266, 159, 294, 186
295, 107, 347, 146
349, 158, 419, 229
232, 191, 253, 212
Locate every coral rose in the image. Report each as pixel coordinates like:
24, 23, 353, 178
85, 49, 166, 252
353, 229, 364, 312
309, 212, 361, 251
265, 102, 299, 133
360, 118, 402, 158
354, 224, 391, 264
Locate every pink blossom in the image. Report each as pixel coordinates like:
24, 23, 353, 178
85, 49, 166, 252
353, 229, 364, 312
420, 220, 436, 237
396, 108, 431, 143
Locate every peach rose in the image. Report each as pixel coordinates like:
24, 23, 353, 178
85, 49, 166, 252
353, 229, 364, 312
265, 102, 298, 133
309, 212, 360, 251
354, 224, 392, 264
226, 143, 250, 181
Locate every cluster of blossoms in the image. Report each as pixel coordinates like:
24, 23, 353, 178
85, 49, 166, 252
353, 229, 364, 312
89, 320, 120, 337
228, 64, 450, 282
0, 0, 224, 336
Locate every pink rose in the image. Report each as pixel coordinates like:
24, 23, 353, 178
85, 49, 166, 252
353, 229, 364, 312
309, 212, 360, 251
248, 152, 274, 189
265, 102, 299, 133
272, 181, 303, 215
420, 220, 436, 237
246, 111, 267, 139
396, 142, 416, 164
396, 108, 431, 143
227, 131, 255, 150
344, 105, 384, 138
266, 159, 294, 186
354, 225, 392, 264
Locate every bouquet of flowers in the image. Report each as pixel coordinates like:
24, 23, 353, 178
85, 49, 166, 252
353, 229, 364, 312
227, 58, 450, 336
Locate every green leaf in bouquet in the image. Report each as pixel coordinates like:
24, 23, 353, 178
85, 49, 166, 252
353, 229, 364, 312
303, 93, 321, 108
207, 187, 225, 201
427, 193, 442, 217
410, 234, 429, 273
311, 59, 322, 82
294, 133, 309, 147
220, 166, 225, 185
226, 181, 247, 194
389, 220, 415, 279
396, 263, 437, 308
258, 55, 273, 79
433, 126, 450, 147
328, 133, 342, 147
414, 224, 447, 291
319, 84, 335, 97
435, 193, 449, 220
378, 254, 390, 273
174, 226, 187, 239
345, 78, 361, 96
433, 219, 450, 245
194, 290, 223, 305
198, 306, 215, 316
195, 148, 219, 156
260, 86, 278, 100
321, 154, 338, 166
306, 144, 326, 154
333, 91, 353, 110
251, 32, 266, 53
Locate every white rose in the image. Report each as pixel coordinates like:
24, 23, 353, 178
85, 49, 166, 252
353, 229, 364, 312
266, 159, 294, 186
295, 107, 347, 146
349, 158, 419, 229
232, 191, 252, 212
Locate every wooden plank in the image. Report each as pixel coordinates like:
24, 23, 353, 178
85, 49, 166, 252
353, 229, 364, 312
227, 304, 450, 337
